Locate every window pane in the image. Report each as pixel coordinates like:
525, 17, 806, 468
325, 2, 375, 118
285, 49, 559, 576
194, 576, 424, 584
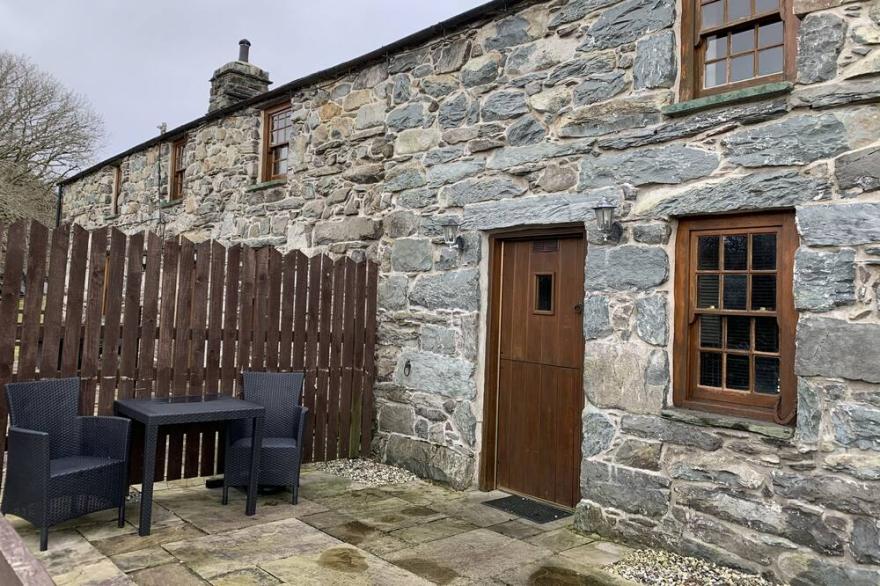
698, 275, 720, 308
726, 316, 751, 350
758, 47, 784, 76
731, 54, 755, 82
728, 0, 751, 21
755, 317, 779, 352
536, 274, 553, 312
726, 354, 750, 390
752, 275, 776, 310
700, 352, 722, 387
752, 233, 776, 270
723, 275, 747, 309
731, 29, 755, 54
705, 60, 727, 87
755, 0, 778, 12
701, 315, 722, 348
702, 1, 723, 29
759, 21, 783, 48
724, 235, 748, 270
698, 236, 720, 270
706, 35, 727, 60
755, 357, 780, 394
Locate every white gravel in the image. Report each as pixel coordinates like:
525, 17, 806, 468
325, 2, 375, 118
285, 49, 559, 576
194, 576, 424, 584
609, 549, 773, 586
313, 458, 418, 487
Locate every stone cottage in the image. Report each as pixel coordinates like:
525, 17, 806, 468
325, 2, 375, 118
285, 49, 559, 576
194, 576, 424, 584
60, 0, 880, 582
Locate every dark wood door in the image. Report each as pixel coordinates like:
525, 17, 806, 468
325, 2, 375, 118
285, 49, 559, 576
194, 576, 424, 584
494, 235, 584, 507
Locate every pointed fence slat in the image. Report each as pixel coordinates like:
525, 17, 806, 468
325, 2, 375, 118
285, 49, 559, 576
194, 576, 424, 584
0, 222, 378, 486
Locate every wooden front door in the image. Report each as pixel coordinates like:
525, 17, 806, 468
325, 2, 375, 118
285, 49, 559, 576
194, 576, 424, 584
491, 234, 585, 507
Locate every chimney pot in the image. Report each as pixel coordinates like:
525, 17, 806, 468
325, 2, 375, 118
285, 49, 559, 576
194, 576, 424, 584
238, 39, 251, 62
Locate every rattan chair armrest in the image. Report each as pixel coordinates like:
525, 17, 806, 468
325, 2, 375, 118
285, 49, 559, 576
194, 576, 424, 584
6, 427, 50, 480
295, 406, 309, 447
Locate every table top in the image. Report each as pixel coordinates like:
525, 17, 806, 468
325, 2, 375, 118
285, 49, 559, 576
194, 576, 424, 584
115, 394, 265, 425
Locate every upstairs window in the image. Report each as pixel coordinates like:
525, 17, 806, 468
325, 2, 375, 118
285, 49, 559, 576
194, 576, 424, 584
673, 212, 797, 424
263, 103, 292, 181
681, 0, 798, 100
170, 138, 186, 201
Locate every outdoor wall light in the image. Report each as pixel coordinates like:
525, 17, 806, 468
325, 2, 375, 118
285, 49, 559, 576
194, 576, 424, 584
440, 217, 465, 251
592, 196, 617, 233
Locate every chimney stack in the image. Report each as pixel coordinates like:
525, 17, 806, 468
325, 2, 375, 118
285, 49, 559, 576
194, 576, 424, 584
208, 39, 271, 113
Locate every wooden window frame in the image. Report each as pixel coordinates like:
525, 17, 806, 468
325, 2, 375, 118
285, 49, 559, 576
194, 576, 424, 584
673, 212, 797, 424
170, 137, 186, 201
680, 0, 799, 101
262, 102, 292, 182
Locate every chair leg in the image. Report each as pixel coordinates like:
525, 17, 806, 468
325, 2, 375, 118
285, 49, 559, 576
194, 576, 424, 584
39, 526, 48, 551
222, 483, 229, 505
118, 498, 126, 528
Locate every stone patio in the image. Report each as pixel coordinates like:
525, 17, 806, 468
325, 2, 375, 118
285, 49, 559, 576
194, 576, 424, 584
8, 465, 637, 585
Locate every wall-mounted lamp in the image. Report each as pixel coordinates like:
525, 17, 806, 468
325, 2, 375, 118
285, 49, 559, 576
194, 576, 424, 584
592, 196, 617, 233
440, 217, 465, 251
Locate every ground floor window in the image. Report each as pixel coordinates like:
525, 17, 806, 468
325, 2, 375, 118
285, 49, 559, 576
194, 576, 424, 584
673, 212, 797, 423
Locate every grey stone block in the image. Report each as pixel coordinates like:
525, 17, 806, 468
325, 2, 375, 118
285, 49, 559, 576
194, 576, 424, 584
585, 246, 669, 291
409, 269, 480, 311
579, 0, 675, 50
313, 217, 382, 244
572, 71, 627, 106
722, 114, 849, 167
579, 144, 719, 188
506, 115, 546, 146
583, 412, 616, 458
832, 403, 880, 451
796, 317, 880, 383
394, 350, 476, 399
546, 54, 617, 86
442, 177, 527, 207
584, 295, 612, 340
794, 248, 856, 311
797, 13, 846, 84
621, 415, 722, 450
382, 434, 474, 490
481, 90, 529, 121
836, 145, 880, 192
634, 30, 676, 89
797, 203, 880, 246
632, 223, 670, 245
378, 275, 409, 310
650, 170, 831, 217
635, 296, 668, 345
391, 238, 433, 272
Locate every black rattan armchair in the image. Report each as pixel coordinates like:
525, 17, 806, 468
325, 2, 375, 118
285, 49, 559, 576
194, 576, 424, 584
1, 378, 130, 550
223, 371, 307, 505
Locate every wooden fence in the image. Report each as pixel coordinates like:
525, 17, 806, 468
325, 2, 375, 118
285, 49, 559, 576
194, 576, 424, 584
0, 220, 378, 484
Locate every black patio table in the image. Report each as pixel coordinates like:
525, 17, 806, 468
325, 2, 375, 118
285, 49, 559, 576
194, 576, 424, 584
114, 394, 265, 536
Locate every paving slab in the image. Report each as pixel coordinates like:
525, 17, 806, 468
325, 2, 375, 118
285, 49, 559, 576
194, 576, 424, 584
391, 516, 476, 545
299, 510, 355, 529
354, 503, 445, 532
525, 527, 595, 552
111, 546, 177, 573
129, 562, 208, 585
153, 486, 327, 534
430, 499, 519, 527
560, 540, 634, 567
91, 520, 207, 556
163, 517, 341, 579
209, 566, 281, 585
259, 544, 432, 585
487, 519, 545, 540
386, 528, 552, 581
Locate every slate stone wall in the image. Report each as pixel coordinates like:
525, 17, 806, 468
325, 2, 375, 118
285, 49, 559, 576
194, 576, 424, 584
63, 0, 880, 580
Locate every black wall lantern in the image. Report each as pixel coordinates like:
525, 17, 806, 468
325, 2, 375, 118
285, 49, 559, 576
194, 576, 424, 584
440, 217, 465, 251
592, 195, 617, 233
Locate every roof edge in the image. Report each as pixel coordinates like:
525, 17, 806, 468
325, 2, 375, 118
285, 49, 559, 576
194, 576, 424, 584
60, 0, 522, 186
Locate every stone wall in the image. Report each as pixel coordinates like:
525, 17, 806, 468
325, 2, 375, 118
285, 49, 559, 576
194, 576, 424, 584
62, 0, 880, 581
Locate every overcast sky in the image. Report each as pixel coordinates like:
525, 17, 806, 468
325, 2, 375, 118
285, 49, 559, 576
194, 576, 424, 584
0, 0, 485, 162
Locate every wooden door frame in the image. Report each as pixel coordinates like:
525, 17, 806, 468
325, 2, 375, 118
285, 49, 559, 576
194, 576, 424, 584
479, 224, 586, 492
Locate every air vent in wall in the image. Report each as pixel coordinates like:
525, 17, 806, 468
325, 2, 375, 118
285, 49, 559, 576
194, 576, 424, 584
533, 239, 558, 253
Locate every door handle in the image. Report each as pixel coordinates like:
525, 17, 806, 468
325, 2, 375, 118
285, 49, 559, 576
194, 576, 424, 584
574, 303, 583, 314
